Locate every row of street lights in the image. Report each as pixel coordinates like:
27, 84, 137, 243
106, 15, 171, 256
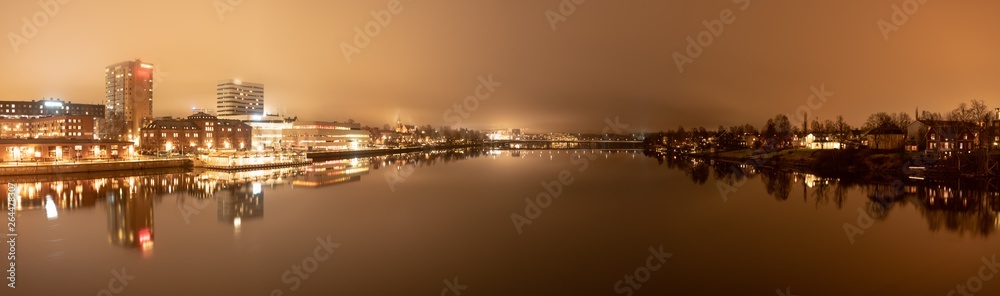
6, 145, 137, 164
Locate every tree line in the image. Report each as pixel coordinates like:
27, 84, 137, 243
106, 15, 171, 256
647, 99, 993, 151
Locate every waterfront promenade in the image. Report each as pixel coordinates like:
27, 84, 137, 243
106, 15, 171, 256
0, 158, 191, 177
0, 142, 638, 177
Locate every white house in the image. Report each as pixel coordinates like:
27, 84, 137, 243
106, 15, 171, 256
803, 133, 841, 150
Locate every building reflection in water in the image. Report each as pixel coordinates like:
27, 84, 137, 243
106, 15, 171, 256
293, 158, 371, 188
219, 182, 264, 234
107, 183, 154, 256
647, 152, 1000, 237
1, 165, 309, 254
0, 149, 748, 252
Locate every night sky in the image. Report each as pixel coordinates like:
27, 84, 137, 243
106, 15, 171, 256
2, 0, 999, 132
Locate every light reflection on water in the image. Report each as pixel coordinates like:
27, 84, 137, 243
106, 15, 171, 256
3, 148, 999, 295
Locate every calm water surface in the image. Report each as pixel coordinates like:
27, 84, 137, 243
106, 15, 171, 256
4, 149, 1000, 295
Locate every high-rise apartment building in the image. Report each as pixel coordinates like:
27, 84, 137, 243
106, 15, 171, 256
217, 79, 264, 116
104, 59, 154, 142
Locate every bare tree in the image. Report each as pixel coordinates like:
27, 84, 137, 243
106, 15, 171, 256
920, 111, 943, 121
810, 119, 822, 134
863, 112, 894, 130
835, 115, 850, 137
891, 112, 912, 130
969, 100, 991, 124
946, 100, 990, 124
823, 119, 836, 134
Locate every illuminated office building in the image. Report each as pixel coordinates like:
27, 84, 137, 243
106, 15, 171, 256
104, 59, 154, 142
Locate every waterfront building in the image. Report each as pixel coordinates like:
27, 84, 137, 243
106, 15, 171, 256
217, 113, 297, 151
217, 79, 264, 116
925, 122, 978, 156
487, 129, 513, 141
864, 124, 906, 150
0, 98, 104, 139
195, 150, 309, 169
104, 59, 154, 142
803, 133, 842, 150
0, 138, 135, 162
394, 118, 416, 134
282, 121, 371, 151
0, 115, 95, 139
139, 112, 253, 154
0, 98, 104, 118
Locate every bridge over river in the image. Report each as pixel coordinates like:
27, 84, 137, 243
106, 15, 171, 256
488, 140, 644, 149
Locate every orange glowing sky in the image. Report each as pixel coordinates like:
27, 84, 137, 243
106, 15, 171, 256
2, 0, 1000, 132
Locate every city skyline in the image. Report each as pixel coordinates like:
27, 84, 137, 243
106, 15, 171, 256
5, 1, 1000, 133
6, 2, 1000, 295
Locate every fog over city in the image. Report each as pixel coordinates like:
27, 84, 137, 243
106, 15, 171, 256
4, 1, 1000, 132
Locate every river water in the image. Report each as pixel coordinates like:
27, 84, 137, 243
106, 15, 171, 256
4, 148, 1000, 295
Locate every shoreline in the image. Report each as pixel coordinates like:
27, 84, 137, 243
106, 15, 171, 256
658, 148, 910, 181
0, 144, 641, 178
0, 144, 493, 177
0, 159, 192, 178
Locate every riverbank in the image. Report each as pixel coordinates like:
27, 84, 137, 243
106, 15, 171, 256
0, 158, 192, 177
306, 143, 489, 160
0, 145, 492, 177
681, 148, 908, 180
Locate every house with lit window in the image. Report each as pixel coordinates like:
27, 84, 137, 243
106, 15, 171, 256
802, 133, 841, 149
139, 112, 252, 154
925, 123, 978, 156
864, 124, 906, 150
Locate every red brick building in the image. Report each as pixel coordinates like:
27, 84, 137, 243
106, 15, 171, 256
0, 138, 134, 162
139, 112, 252, 154
0, 115, 96, 139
